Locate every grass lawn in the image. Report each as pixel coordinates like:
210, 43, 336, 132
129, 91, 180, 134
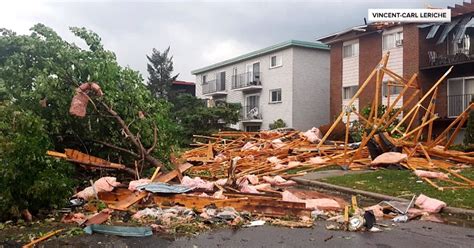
322, 168, 474, 209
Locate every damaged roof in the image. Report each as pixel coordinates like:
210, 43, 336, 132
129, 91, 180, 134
318, 0, 474, 44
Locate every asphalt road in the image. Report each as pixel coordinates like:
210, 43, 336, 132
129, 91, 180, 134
42, 220, 474, 248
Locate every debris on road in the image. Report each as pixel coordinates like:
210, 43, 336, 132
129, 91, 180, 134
83, 224, 153, 237
36, 53, 473, 241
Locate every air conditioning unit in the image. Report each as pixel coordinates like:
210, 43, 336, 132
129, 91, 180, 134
396, 39, 403, 47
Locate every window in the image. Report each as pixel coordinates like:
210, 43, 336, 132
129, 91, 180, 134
342, 86, 358, 100
383, 31, 403, 50
245, 125, 260, 132
448, 33, 471, 55
202, 75, 207, 84
216, 71, 226, 91
232, 67, 238, 85
270, 55, 282, 68
343, 43, 359, 58
448, 77, 474, 117
382, 81, 402, 97
216, 71, 226, 83
270, 89, 282, 103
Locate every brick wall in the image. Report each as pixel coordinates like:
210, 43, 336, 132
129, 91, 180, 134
402, 24, 421, 124
358, 33, 382, 110
329, 42, 342, 120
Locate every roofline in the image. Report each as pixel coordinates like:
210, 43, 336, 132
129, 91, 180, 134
173, 80, 195, 86
317, 22, 406, 44
316, 25, 368, 42
191, 40, 329, 75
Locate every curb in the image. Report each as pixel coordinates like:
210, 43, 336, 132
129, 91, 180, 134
293, 177, 474, 216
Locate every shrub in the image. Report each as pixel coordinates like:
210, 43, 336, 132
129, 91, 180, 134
0, 104, 74, 220
350, 104, 402, 142
269, 119, 287, 130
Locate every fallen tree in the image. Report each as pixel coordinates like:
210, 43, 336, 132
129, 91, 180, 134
0, 24, 178, 219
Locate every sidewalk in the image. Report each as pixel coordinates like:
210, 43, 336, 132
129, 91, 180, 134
294, 171, 474, 216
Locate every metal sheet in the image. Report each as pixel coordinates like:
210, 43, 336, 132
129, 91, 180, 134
136, 182, 191, 193
84, 224, 153, 237
418, 23, 434, 28
437, 18, 461, 45
454, 17, 474, 43
426, 24, 441, 39
453, 17, 473, 43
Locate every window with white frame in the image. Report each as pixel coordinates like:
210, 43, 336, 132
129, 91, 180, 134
232, 67, 238, 85
382, 31, 403, 50
447, 77, 474, 117
382, 81, 402, 97
269, 89, 282, 103
343, 43, 359, 58
270, 55, 282, 68
202, 74, 207, 84
342, 86, 358, 100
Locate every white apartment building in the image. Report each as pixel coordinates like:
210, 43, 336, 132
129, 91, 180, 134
192, 40, 330, 131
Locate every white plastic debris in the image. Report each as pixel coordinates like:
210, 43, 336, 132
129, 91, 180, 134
392, 215, 408, 223
244, 220, 266, 227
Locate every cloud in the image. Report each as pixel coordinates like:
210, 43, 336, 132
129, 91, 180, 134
1, 0, 452, 81
201, 39, 256, 64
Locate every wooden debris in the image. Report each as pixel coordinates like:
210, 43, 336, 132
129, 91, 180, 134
22, 229, 64, 248
179, 52, 473, 191
47, 149, 136, 176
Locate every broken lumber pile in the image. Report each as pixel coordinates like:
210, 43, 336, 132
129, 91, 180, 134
180, 52, 473, 191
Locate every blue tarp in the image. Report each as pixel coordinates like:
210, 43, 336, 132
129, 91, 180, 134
84, 224, 153, 237
136, 182, 191, 193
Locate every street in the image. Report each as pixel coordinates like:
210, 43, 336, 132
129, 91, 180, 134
43, 220, 474, 248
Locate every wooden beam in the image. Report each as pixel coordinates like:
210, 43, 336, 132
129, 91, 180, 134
317, 53, 390, 149
392, 66, 452, 133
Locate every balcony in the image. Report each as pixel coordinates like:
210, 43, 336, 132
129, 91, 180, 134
202, 79, 227, 96
424, 50, 474, 69
241, 105, 262, 122
231, 72, 262, 91
448, 94, 473, 117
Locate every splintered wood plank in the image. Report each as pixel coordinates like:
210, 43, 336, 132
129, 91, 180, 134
22, 229, 65, 248
46, 150, 68, 159
106, 191, 148, 211
106, 162, 195, 211
153, 194, 311, 217
98, 188, 133, 202
154, 163, 193, 183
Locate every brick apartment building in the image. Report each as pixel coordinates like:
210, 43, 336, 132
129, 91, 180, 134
318, 1, 474, 140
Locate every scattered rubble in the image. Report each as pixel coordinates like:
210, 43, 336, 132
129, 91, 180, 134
30, 53, 473, 246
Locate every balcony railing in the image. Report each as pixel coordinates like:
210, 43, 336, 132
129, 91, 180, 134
202, 79, 226, 95
427, 51, 474, 68
448, 94, 473, 117
241, 105, 262, 121
231, 72, 262, 90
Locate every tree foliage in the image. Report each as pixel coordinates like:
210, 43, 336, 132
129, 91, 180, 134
269, 119, 287, 130
0, 24, 178, 218
0, 102, 74, 220
146, 47, 179, 100
350, 104, 402, 142
172, 94, 241, 145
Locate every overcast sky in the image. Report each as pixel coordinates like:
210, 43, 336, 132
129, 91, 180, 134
2, 0, 451, 81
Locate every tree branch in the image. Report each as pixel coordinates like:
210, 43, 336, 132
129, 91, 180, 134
147, 122, 158, 155
99, 101, 164, 168
91, 140, 140, 158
